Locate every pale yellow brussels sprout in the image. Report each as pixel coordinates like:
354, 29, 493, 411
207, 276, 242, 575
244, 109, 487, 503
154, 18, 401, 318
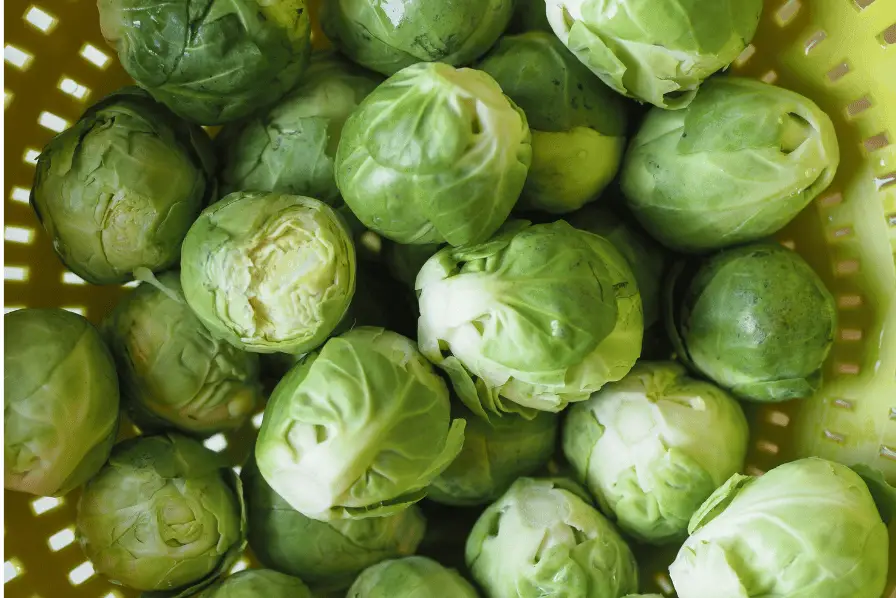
180, 191, 356, 355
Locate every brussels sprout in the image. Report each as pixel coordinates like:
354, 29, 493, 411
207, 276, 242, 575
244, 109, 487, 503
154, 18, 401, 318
429, 406, 558, 506
622, 78, 840, 253
478, 33, 628, 214
181, 191, 356, 355
418, 220, 643, 418
466, 478, 638, 597
545, 0, 762, 108
348, 557, 479, 598
216, 53, 383, 200
666, 243, 836, 402
195, 570, 312, 598
242, 456, 426, 591
669, 459, 889, 598
102, 272, 262, 436
562, 362, 748, 544
255, 327, 465, 520
98, 0, 311, 124
509, 0, 553, 33
569, 206, 667, 327
384, 242, 443, 289
335, 62, 532, 246
4, 309, 119, 496
31, 88, 215, 284
321, 0, 513, 76
76, 434, 246, 594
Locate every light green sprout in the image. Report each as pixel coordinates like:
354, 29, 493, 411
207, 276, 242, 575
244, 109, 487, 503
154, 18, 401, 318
180, 191, 356, 355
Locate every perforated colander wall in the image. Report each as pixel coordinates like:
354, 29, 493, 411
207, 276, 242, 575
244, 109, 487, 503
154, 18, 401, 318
4, 0, 896, 596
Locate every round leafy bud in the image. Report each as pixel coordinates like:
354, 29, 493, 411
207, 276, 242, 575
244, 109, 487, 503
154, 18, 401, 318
348, 557, 478, 598
4, 308, 119, 496
336, 62, 531, 247
98, 0, 312, 124
466, 478, 638, 597
666, 243, 837, 402
102, 272, 262, 436
322, 0, 514, 76
76, 434, 246, 594
242, 457, 426, 591
255, 327, 465, 520
563, 361, 749, 543
181, 191, 356, 355
622, 78, 839, 252
546, 0, 762, 108
31, 88, 215, 284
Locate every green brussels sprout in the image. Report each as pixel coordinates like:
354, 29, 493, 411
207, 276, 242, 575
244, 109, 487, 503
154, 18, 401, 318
546, 0, 762, 108
102, 272, 262, 436
418, 220, 643, 418
242, 456, 426, 591
384, 242, 443, 289
666, 243, 836, 402
181, 191, 356, 355
31, 88, 215, 284
195, 570, 312, 598
622, 78, 840, 253
98, 0, 312, 124
669, 459, 889, 598
76, 434, 246, 594
216, 53, 383, 200
466, 478, 638, 597
478, 32, 628, 214
335, 62, 532, 246
4, 309, 119, 496
509, 0, 553, 33
429, 406, 558, 506
562, 361, 748, 544
321, 0, 514, 76
255, 327, 465, 521
569, 206, 667, 327
348, 557, 479, 598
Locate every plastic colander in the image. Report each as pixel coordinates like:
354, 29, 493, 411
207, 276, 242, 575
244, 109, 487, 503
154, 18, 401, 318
3, 0, 896, 596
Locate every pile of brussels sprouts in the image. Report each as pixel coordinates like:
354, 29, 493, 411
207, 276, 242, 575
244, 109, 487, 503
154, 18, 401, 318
7, 0, 894, 597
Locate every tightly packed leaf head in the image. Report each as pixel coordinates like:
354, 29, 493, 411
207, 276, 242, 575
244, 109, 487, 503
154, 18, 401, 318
336, 62, 532, 246
31, 88, 215, 284
180, 192, 356, 355
563, 361, 749, 543
322, 0, 514, 76
76, 434, 246, 594
255, 327, 465, 521
478, 32, 628, 214
4, 308, 120, 496
418, 220, 643, 418
546, 0, 762, 108
242, 456, 425, 591
670, 458, 889, 598
195, 569, 312, 598
622, 78, 840, 253
216, 53, 383, 201
98, 0, 312, 124
465, 478, 638, 598
666, 243, 837, 402
102, 271, 262, 436
347, 556, 479, 598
